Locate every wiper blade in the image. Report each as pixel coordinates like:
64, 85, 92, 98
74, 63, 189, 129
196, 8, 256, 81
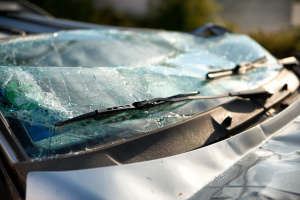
54, 87, 272, 127
206, 56, 267, 79
206, 56, 299, 79
54, 91, 200, 127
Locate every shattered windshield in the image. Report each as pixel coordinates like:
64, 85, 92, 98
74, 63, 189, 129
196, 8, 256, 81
0, 29, 282, 159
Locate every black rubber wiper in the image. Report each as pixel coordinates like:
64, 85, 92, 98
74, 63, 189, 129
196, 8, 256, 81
206, 56, 300, 79
54, 87, 272, 127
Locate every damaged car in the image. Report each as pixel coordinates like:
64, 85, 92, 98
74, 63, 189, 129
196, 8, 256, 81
1, 1, 300, 200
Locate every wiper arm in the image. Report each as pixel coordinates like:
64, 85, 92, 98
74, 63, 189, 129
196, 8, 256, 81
206, 56, 299, 79
54, 87, 272, 127
54, 91, 199, 127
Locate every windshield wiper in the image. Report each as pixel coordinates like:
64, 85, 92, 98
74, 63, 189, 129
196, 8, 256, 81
54, 87, 272, 127
206, 56, 299, 79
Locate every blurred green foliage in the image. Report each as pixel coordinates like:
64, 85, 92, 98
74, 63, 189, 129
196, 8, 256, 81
28, 0, 145, 27
146, 0, 220, 30
28, 0, 300, 57
29, 0, 96, 22
28, 0, 220, 31
248, 28, 300, 58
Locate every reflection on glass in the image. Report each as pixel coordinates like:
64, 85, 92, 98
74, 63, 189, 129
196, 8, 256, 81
0, 29, 281, 159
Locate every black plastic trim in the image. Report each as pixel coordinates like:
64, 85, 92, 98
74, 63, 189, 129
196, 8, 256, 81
0, 112, 29, 163
0, 156, 22, 200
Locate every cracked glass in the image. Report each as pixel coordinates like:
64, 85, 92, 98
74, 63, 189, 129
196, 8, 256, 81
0, 29, 282, 159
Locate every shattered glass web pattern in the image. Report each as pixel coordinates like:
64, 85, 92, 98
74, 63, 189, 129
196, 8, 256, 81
0, 29, 282, 159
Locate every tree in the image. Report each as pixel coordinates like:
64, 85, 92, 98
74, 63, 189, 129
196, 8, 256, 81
28, 0, 220, 31
147, 0, 220, 31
